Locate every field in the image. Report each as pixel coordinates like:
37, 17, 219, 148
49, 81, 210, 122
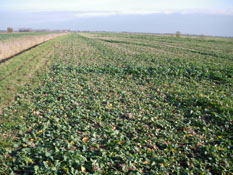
0, 32, 232, 174
0, 34, 67, 107
0, 32, 55, 41
0, 32, 66, 62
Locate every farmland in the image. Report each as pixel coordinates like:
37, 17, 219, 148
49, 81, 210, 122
0, 32, 232, 174
0, 33, 66, 61
0, 32, 55, 41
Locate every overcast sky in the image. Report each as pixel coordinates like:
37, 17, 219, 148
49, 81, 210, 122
1, 0, 233, 36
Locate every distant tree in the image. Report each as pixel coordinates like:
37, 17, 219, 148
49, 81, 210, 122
200, 34, 206, 40
176, 31, 181, 38
7, 27, 13, 33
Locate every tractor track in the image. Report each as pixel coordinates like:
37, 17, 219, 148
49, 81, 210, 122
0, 48, 52, 82
0, 41, 47, 64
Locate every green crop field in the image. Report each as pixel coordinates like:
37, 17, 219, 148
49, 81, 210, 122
0, 33, 232, 174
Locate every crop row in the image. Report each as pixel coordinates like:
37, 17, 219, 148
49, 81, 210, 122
0, 34, 69, 107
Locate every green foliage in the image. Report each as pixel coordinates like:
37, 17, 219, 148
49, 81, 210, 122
0, 33, 232, 174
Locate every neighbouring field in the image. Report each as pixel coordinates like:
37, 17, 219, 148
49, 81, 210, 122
0, 32, 66, 61
0, 32, 55, 41
0, 33, 232, 174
